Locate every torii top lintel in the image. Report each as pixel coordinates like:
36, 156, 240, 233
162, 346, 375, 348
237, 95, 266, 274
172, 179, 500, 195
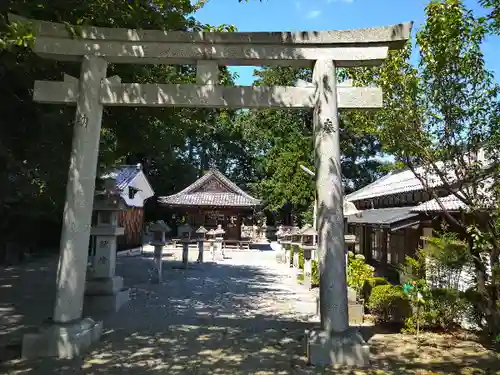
9, 14, 412, 68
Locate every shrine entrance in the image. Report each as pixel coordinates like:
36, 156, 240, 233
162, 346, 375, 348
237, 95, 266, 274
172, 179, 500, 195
10, 13, 411, 366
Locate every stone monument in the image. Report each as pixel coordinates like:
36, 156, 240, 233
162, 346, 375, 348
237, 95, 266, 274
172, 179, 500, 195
84, 177, 130, 314
11, 13, 411, 364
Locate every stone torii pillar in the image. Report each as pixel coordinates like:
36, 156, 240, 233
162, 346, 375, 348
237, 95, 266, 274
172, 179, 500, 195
21, 56, 109, 359
307, 60, 369, 366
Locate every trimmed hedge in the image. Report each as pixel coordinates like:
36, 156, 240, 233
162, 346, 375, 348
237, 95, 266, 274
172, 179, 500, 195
368, 285, 412, 323
362, 277, 390, 304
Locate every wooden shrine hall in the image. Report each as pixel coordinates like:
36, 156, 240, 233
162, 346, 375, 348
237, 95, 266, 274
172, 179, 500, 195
158, 169, 261, 241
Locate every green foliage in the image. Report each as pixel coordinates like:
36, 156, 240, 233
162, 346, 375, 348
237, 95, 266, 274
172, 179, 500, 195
237, 64, 390, 221
368, 285, 412, 323
362, 277, 390, 304
479, 0, 500, 32
311, 260, 319, 286
349, 0, 499, 337
347, 252, 375, 296
298, 246, 304, 270
0, 1, 253, 251
404, 288, 468, 333
423, 231, 473, 290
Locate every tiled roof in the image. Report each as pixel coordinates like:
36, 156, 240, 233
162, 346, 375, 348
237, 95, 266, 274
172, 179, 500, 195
411, 178, 495, 213
346, 206, 419, 228
345, 164, 446, 202
411, 194, 466, 213
158, 169, 261, 208
101, 164, 142, 191
346, 150, 492, 203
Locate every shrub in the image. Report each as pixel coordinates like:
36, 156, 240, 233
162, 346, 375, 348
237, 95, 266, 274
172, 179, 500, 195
427, 288, 467, 330
347, 252, 374, 296
403, 287, 468, 333
368, 285, 412, 323
460, 287, 485, 329
311, 260, 319, 286
362, 277, 390, 304
298, 246, 304, 270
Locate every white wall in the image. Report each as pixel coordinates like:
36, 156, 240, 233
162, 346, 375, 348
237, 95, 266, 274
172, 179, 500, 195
121, 172, 155, 207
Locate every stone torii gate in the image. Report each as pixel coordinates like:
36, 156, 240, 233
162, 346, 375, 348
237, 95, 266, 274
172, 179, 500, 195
10, 14, 411, 365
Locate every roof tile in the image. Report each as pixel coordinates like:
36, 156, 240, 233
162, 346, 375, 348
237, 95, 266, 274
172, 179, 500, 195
158, 169, 261, 208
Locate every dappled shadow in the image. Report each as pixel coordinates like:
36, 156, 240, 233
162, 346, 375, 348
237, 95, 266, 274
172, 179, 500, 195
0, 257, 58, 358
1, 253, 498, 374
1, 254, 318, 373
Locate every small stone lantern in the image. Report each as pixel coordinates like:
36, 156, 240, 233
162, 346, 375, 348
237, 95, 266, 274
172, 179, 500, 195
287, 227, 300, 268
214, 225, 226, 260
178, 223, 193, 240
196, 226, 208, 263
300, 226, 318, 290
149, 220, 171, 283
177, 223, 193, 267
85, 177, 129, 313
206, 229, 216, 260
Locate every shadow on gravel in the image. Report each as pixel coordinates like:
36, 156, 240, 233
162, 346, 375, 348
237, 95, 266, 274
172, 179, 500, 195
2, 256, 499, 375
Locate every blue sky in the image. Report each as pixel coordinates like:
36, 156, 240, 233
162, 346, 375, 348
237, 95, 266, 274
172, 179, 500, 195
193, 0, 500, 85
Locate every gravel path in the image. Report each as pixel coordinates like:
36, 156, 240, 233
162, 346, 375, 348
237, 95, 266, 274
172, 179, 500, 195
4, 249, 322, 375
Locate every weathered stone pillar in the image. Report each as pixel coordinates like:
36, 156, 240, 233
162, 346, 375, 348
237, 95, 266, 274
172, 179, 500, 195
21, 56, 107, 359
182, 240, 189, 268
307, 59, 369, 366
149, 220, 170, 283
54, 55, 108, 323
196, 226, 208, 263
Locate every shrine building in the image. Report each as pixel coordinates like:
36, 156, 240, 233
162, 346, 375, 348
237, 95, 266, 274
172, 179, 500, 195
158, 169, 261, 242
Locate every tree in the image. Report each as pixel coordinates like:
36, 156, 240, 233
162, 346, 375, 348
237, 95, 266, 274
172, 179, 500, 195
236, 66, 391, 225
479, 0, 500, 32
0, 1, 243, 253
357, 0, 500, 336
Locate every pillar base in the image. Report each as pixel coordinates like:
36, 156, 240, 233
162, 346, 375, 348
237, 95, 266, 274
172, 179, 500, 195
21, 317, 102, 359
85, 276, 123, 295
84, 287, 130, 314
315, 295, 365, 324
306, 327, 369, 367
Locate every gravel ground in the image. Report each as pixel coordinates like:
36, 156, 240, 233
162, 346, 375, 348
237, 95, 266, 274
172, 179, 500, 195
2, 249, 321, 374
1, 248, 498, 375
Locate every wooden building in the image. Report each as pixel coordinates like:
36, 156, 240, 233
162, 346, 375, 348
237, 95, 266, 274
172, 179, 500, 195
344, 166, 452, 282
100, 164, 155, 250
158, 169, 261, 242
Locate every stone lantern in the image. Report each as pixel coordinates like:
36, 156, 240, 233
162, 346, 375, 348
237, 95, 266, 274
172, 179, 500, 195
85, 177, 129, 313
149, 220, 171, 283
214, 224, 225, 260
287, 227, 300, 268
300, 226, 318, 290
178, 223, 193, 240
177, 223, 193, 268
195, 226, 208, 263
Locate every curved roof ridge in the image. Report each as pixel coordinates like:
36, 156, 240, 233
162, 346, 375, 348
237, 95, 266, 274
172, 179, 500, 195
159, 168, 260, 205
